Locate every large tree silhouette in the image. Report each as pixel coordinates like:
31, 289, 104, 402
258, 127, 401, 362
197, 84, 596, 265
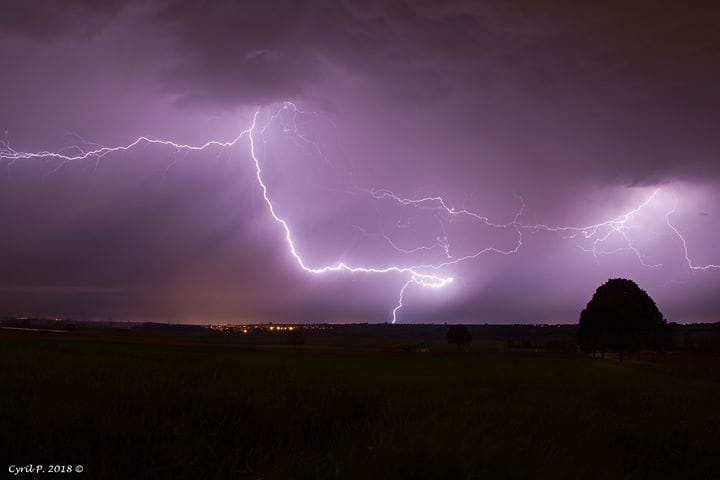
578, 278, 668, 361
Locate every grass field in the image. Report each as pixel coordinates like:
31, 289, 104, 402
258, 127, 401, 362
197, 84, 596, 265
2, 328, 720, 479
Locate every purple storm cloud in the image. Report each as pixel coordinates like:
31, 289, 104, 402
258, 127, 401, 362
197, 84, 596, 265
0, 0, 719, 324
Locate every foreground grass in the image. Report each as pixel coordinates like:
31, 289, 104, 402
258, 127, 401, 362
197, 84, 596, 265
1, 330, 719, 479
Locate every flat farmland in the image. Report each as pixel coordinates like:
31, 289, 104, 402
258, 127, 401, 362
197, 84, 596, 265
2, 328, 719, 479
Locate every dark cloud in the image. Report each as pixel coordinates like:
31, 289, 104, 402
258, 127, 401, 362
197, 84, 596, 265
155, 0, 720, 184
0, 0, 129, 39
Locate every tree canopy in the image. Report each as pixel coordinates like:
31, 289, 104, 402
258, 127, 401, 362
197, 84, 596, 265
578, 278, 669, 359
446, 324, 472, 349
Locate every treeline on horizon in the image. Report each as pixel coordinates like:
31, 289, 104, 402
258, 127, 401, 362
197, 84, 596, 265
3, 316, 720, 353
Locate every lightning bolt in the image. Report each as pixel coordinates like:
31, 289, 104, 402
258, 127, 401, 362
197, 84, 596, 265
365, 187, 669, 269
351, 224, 452, 258
665, 196, 720, 271
520, 189, 663, 268
365, 184, 719, 278
1, 102, 718, 323
366, 188, 526, 271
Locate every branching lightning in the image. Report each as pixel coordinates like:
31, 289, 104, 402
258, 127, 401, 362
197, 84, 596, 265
665, 196, 720, 271
246, 107, 454, 322
366, 187, 661, 268
1, 102, 718, 322
1, 103, 453, 323
368, 184, 719, 278
520, 189, 664, 268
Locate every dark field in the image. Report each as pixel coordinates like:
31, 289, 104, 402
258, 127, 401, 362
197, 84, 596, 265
2, 327, 720, 479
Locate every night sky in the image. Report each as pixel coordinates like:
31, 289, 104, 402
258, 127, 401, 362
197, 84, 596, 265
1, 0, 719, 324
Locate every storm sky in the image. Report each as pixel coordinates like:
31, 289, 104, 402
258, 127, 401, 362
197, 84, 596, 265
1, 0, 719, 324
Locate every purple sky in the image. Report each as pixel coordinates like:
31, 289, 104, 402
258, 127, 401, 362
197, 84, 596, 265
1, 0, 719, 324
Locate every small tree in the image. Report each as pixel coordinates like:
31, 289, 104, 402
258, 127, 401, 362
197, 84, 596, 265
446, 324, 472, 350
